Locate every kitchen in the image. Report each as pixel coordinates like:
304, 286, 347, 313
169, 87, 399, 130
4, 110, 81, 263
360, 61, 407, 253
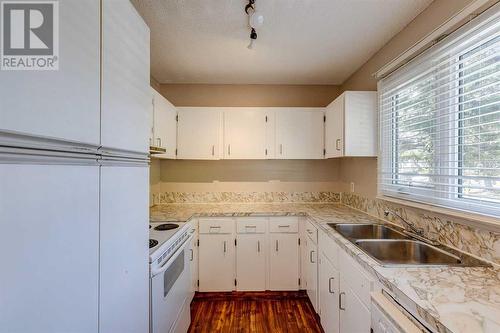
1, 0, 499, 333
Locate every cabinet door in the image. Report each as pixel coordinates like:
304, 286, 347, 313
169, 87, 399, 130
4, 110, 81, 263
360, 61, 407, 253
339, 278, 371, 333
188, 232, 198, 300
343, 91, 377, 157
99, 165, 149, 333
223, 108, 269, 159
199, 234, 235, 291
0, 163, 99, 333
319, 253, 339, 333
269, 233, 299, 290
325, 95, 344, 158
0, 0, 100, 149
306, 238, 319, 313
276, 108, 325, 159
101, 0, 150, 154
153, 89, 177, 159
177, 108, 222, 159
236, 234, 267, 291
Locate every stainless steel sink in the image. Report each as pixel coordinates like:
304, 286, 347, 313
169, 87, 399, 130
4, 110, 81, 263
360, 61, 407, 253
327, 223, 490, 267
355, 239, 462, 266
329, 223, 408, 240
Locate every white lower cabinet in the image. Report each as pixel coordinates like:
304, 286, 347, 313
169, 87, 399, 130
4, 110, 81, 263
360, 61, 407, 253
319, 253, 339, 333
269, 233, 300, 290
188, 227, 198, 299
305, 234, 319, 313
339, 278, 371, 333
198, 233, 235, 292
236, 233, 267, 291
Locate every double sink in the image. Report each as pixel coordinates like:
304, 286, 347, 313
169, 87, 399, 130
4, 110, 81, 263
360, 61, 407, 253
328, 223, 488, 267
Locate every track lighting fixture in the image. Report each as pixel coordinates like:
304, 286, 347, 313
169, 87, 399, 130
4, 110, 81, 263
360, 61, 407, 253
245, 0, 263, 49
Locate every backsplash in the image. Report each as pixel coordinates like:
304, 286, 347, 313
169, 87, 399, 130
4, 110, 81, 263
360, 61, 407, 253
154, 191, 341, 204
341, 193, 500, 266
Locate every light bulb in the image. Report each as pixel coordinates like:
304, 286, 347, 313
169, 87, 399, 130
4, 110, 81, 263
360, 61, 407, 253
249, 11, 264, 28
247, 39, 255, 50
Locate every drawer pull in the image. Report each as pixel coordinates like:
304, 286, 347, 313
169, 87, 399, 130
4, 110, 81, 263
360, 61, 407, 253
328, 277, 335, 294
339, 292, 346, 310
278, 225, 290, 228
209, 226, 221, 233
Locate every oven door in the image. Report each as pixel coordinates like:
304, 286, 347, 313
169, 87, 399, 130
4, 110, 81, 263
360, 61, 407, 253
150, 234, 193, 333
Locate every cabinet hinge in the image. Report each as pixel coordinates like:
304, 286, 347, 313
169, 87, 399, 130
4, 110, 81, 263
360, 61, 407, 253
323, 148, 326, 156
298, 238, 301, 246
175, 115, 179, 122
323, 115, 326, 122
175, 148, 178, 156
235, 238, 237, 246
298, 278, 301, 286
234, 279, 237, 286
197, 280, 199, 287
265, 149, 268, 156
197, 239, 199, 246
265, 115, 268, 122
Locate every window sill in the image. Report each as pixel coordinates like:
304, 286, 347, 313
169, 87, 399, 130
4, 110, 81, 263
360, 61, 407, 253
376, 195, 500, 232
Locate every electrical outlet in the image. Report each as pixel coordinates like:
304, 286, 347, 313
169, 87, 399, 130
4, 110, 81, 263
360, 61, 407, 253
350, 182, 355, 193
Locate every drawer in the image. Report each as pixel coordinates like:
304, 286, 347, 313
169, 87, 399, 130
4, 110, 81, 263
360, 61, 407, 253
269, 216, 298, 233
198, 218, 235, 234
305, 219, 318, 244
319, 229, 339, 268
339, 250, 373, 308
236, 217, 267, 234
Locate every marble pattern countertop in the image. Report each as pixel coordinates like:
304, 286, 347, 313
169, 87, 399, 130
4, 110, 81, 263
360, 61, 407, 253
150, 203, 500, 333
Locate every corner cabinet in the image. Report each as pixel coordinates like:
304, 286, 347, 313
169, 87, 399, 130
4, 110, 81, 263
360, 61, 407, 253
275, 108, 325, 159
151, 89, 177, 159
176, 108, 222, 160
325, 91, 377, 158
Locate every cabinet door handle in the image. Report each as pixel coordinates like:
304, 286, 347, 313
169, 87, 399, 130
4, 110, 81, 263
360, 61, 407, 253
190, 249, 194, 261
212, 145, 215, 156
228, 144, 231, 156
328, 277, 335, 294
339, 292, 346, 310
279, 144, 283, 155
278, 224, 290, 229
275, 240, 279, 252
257, 240, 260, 252
336, 139, 341, 151
223, 241, 227, 253
309, 250, 315, 263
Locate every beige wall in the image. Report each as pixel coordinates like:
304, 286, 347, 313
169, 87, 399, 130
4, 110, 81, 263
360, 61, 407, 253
338, 0, 476, 199
155, 159, 342, 193
159, 84, 340, 107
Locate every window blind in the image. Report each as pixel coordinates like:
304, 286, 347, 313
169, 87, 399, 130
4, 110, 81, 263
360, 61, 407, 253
378, 5, 500, 217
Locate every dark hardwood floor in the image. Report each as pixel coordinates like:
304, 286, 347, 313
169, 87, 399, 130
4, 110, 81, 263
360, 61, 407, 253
188, 291, 324, 333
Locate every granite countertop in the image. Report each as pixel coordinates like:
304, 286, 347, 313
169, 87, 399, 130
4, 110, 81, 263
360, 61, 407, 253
150, 202, 500, 333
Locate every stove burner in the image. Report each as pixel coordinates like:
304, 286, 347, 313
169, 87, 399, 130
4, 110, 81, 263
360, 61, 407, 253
149, 239, 158, 248
154, 223, 179, 231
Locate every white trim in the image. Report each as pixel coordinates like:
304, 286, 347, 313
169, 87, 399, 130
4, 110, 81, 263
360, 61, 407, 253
377, 194, 500, 232
374, 0, 495, 80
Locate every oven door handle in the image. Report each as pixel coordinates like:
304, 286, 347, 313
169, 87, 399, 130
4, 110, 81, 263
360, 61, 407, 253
151, 233, 194, 277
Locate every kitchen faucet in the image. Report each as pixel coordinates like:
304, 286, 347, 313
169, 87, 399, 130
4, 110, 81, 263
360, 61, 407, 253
383, 210, 440, 246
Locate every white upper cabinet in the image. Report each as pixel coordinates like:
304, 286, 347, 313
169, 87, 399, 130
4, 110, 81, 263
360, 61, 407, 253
325, 91, 377, 158
223, 108, 273, 159
101, 0, 151, 155
152, 89, 177, 159
275, 108, 325, 159
0, 0, 100, 151
177, 108, 222, 159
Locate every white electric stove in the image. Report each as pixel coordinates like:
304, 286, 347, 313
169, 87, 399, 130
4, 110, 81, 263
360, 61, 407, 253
149, 221, 194, 333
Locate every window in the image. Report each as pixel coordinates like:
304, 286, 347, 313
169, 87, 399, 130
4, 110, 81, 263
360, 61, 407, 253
379, 7, 500, 217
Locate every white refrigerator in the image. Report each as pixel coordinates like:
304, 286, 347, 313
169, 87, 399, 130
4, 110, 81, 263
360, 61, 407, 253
0, 1, 151, 332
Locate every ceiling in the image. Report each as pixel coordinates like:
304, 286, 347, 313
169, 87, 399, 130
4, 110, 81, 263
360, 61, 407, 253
131, 0, 433, 85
